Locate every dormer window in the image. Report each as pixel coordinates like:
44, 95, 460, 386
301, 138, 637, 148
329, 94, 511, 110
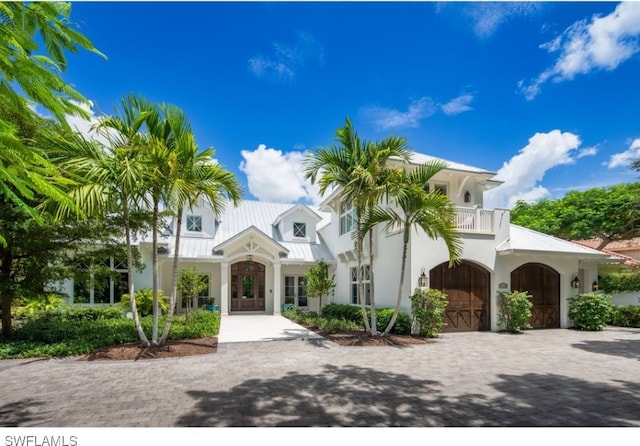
293, 222, 306, 238
187, 215, 202, 232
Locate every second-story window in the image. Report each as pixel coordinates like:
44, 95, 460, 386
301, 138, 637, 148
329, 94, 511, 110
293, 222, 306, 238
340, 200, 357, 236
187, 215, 202, 232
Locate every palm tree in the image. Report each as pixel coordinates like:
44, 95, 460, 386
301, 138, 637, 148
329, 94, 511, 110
304, 118, 410, 335
157, 104, 242, 346
362, 161, 463, 336
52, 94, 155, 346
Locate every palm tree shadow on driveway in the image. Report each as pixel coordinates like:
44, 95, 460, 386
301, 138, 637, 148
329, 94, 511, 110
177, 364, 640, 427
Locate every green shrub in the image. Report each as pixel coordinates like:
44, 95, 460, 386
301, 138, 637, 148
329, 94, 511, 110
321, 304, 411, 334
498, 290, 533, 333
599, 272, 640, 293
611, 305, 640, 328
568, 292, 614, 331
374, 308, 412, 335
321, 304, 363, 323
31, 305, 124, 323
119, 288, 169, 316
163, 310, 220, 339
1, 308, 220, 359
410, 289, 448, 338
318, 318, 360, 334
13, 294, 68, 319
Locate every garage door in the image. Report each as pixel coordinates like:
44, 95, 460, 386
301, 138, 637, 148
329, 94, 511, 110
511, 263, 560, 329
430, 261, 490, 332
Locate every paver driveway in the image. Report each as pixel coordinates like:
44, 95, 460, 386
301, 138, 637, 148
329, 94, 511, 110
1, 327, 639, 427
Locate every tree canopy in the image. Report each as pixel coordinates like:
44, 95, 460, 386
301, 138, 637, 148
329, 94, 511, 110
510, 182, 640, 248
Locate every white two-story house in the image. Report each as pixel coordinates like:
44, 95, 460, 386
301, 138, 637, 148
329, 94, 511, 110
59, 151, 612, 332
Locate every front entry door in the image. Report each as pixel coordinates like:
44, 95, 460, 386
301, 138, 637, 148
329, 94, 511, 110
231, 261, 266, 311
284, 276, 308, 308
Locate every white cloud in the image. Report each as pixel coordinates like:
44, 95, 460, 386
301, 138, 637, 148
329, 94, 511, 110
248, 32, 324, 82
606, 138, 640, 168
239, 144, 322, 205
361, 97, 437, 131
441, 94, 474, 116
520, 2, 640, 100
462, 2, 540, 38
484, 130, 583, 209
577, 146, 598, 159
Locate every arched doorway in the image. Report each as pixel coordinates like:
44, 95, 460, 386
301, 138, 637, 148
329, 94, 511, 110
230, 261, 266, 312
511, 263, 560, 329
430, 260, 490, 332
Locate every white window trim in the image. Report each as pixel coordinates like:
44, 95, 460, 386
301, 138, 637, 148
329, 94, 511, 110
293, 222, 306, 238
339, 200, 357, 236
186, 215, 203, 232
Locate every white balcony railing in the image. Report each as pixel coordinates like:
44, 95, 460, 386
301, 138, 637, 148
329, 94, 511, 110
455, 206, 494, 234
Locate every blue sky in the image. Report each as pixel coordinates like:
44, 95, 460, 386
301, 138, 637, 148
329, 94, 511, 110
62, 1, 640, 209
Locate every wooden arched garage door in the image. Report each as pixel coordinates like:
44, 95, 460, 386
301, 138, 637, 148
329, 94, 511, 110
430, 261, 490, 332
511, 263, 560, 329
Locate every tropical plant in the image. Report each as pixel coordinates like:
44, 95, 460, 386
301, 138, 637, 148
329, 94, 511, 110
120, 289, 168, 318
304, 259, 335, 317
568, 292, 614, 331
52, 94, 154, 345
303, 117, 411, 335
177, 267, 209, 318
362, 161, 462, 336
498, 290, 533, 333
0, 1, 105, 242
157, 103, 242, 345
410, 288, 449, 338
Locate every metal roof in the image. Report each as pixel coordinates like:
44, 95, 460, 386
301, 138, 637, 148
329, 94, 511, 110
497, 225, 611, 258
156, 200, 333, 263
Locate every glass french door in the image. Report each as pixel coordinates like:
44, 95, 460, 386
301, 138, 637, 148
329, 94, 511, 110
284, 276, 308, 308
231, 261, 266, 311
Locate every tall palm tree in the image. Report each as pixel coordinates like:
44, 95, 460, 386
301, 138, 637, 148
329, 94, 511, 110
362, 161, 463, 336
51, 94, 154, 345
304, 118, 411, 335
158, 104, 242, 346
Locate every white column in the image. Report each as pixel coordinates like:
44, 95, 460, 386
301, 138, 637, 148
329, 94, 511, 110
220, 262, 229, 316
273, 262, 282, 315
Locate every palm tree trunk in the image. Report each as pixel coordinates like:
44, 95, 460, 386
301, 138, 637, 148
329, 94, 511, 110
123, 197, 149, 345
151, 197, 160, 345
383, 226, 409, 336
368, 228, 377, 336
159, 207, 182, 345
356, 207, 371, 335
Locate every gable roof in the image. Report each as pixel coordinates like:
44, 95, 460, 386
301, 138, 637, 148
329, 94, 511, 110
272, 203, 323, 227
496, 225, 612, 258
160, 200, 334, 263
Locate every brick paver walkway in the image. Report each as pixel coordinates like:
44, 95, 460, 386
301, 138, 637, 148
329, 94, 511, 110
1, 327, 639, 426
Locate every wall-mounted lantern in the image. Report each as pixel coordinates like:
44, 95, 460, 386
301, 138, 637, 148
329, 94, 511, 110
464, 190, 471, 203
571, 274, 581, 289
592, 280, 599, 292
418, 268, 428, 288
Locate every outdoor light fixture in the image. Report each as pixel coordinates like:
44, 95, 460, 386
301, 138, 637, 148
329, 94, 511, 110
571, 274, 580, 289
418, 268, 428, 288
464, 190, 471, 203
592, 280, 599, 292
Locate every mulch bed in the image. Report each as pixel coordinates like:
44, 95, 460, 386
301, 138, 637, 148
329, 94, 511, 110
79, 337, 218, 361
79, 327, 432, 361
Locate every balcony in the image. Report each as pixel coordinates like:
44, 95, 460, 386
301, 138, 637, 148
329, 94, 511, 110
455, 206, 494, 234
